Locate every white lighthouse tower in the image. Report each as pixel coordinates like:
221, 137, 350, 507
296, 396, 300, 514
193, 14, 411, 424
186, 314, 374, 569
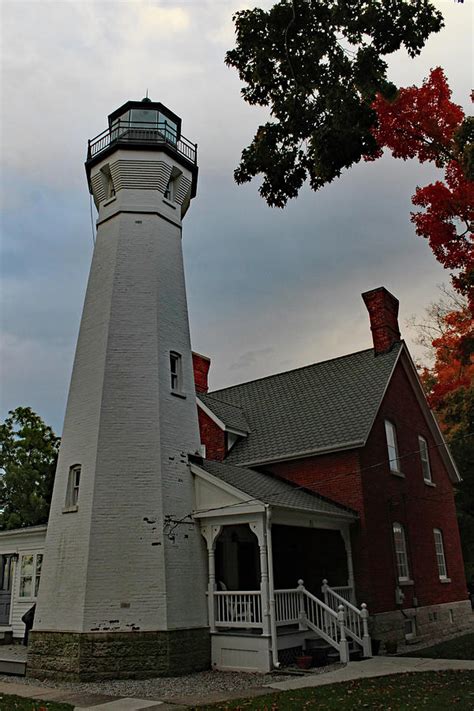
28, 99, 209, 679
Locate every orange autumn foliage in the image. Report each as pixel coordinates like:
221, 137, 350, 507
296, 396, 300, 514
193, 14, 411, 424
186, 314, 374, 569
420, 305, 474, 412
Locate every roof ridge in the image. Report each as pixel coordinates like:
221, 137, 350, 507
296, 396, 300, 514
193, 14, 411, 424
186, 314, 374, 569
209, 346, 383, 396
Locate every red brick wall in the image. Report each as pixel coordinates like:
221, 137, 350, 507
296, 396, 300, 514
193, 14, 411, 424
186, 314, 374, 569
192, 352, 211, 393
198, 407, 226, 460
359, 359, 467, 613
262, 360, 466, 614
266, 452, 373, 606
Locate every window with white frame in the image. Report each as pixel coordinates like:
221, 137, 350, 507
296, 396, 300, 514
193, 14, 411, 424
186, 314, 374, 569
393, 522, 410, 581
419, 436, 432, 483
170, 351, 182, 392
65, 464, 81, 508
385, 420, 401, 473
19, 553, 43, 598
434, 528, 448, 579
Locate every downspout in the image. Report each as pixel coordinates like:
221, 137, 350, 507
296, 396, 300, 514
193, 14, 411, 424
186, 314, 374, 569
265, 505, 280, 669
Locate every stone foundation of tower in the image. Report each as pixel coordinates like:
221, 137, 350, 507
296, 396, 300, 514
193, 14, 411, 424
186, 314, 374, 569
27, 628, 211, 680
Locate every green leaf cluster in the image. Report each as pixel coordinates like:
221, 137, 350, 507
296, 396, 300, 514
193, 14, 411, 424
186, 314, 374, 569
225, 0, 444, 207
0, 407, 60, 530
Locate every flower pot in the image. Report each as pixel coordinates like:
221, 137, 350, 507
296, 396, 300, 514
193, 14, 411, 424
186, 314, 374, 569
296, 655, 313, 670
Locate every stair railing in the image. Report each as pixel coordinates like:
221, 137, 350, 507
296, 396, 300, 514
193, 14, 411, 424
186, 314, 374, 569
321, 579, 372, 657
297, 579, 349, 663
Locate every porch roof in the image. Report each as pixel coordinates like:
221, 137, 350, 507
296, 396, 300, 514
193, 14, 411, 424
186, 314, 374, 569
193, 459, 357, 519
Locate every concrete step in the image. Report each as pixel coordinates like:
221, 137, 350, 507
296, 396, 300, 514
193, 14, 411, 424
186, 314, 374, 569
0, 658, 26, 676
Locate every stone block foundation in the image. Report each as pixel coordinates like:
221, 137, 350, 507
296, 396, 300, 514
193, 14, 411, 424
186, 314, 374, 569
371, 599, 473, 645
26, 628, 210, 681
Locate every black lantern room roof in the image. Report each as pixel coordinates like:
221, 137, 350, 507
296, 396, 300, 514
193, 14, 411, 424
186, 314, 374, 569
107, 99, 182, 138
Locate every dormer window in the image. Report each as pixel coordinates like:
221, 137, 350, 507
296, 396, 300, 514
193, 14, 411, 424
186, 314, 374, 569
100, 165, 115, 200
163, 167, 182, 203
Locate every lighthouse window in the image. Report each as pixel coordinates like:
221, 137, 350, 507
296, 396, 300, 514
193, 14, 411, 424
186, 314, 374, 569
65, 464, 81, 510
170, 352, 182, 392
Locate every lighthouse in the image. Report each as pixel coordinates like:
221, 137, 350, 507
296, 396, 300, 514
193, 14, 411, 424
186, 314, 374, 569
28, 99, 209, 679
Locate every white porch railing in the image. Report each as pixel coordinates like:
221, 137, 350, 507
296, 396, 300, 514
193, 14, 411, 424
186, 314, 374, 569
297, 580, 349, 662
275, 589, 300, 626
322, 579, 371, 657
331, 585, 355, 605
214, 591, 263, 628
212, 580, 371, 663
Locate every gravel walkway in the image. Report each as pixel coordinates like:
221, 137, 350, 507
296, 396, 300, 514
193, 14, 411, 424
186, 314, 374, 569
0, 664, 343, 703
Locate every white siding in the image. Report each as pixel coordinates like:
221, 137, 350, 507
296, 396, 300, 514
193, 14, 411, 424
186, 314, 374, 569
0, 527, 46, 639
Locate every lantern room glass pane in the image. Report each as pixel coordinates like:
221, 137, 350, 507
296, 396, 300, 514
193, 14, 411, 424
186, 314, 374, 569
131, 108, 157, 126
158, 112, 177, 144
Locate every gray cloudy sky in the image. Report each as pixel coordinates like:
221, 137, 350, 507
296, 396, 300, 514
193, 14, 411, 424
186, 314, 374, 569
1, 0, 472, 434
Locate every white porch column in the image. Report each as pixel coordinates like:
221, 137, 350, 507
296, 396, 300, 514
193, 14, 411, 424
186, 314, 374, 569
249, 518, 270, 636
341, 527, 355, 603
201, 524, 222, 633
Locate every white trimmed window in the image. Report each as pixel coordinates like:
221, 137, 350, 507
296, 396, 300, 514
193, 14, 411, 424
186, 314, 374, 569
66, 464, 81, 508
385, 420, 401, 473
393, 522, 410, 581
170, 351, 182, 392
434, 528, 448, 579
19, 553, 43, 599
419, 436, 432, 483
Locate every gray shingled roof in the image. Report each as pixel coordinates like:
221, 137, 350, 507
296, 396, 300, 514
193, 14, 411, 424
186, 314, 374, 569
196, 459, 356, 518
199, 394, 250, 433
206, 344, 402, 465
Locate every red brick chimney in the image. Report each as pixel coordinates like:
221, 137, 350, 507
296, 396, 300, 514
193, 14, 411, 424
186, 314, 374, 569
362, 287, 401, 355
192, 352, 211, 394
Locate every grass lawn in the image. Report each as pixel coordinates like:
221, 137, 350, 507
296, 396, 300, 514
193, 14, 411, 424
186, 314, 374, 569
194, 671, 474, 710
400, 633, 474, 660
0, 694, 73, 711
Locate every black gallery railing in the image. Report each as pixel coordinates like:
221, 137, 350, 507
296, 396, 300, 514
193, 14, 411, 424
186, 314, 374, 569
87, 121, 197, 164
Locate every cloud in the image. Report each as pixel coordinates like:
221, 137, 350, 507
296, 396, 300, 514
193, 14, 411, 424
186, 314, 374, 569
229, 347, 274, 371
136, 3, 190, 34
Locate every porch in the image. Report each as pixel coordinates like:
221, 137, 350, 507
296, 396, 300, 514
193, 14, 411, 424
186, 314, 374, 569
192, 459, 372, 672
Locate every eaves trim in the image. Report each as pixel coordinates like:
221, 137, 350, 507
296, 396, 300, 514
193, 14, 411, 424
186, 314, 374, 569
229, 439, 366, 468
197, 397, 248, 437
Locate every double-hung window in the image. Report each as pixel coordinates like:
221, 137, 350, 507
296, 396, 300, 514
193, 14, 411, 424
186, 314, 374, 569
434, 528, 448, 580
385, 420, 401, 474
170, 351, 182, 392
19, 553, 43, 599
393, 522, 410, 582
419, 436, 432, 483
65, 464, 81, 509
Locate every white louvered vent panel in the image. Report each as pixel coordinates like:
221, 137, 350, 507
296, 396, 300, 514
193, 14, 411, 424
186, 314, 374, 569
109, 160, 172, 192
174, 175, 192, 205
90, 174, 107, 206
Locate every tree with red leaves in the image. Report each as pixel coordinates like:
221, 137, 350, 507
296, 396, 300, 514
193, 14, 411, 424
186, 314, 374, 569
369, 68, 473, 308
412, 288, 473, 576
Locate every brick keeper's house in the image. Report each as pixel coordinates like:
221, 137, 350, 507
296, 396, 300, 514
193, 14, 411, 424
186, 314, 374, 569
2, 286, 470, 673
